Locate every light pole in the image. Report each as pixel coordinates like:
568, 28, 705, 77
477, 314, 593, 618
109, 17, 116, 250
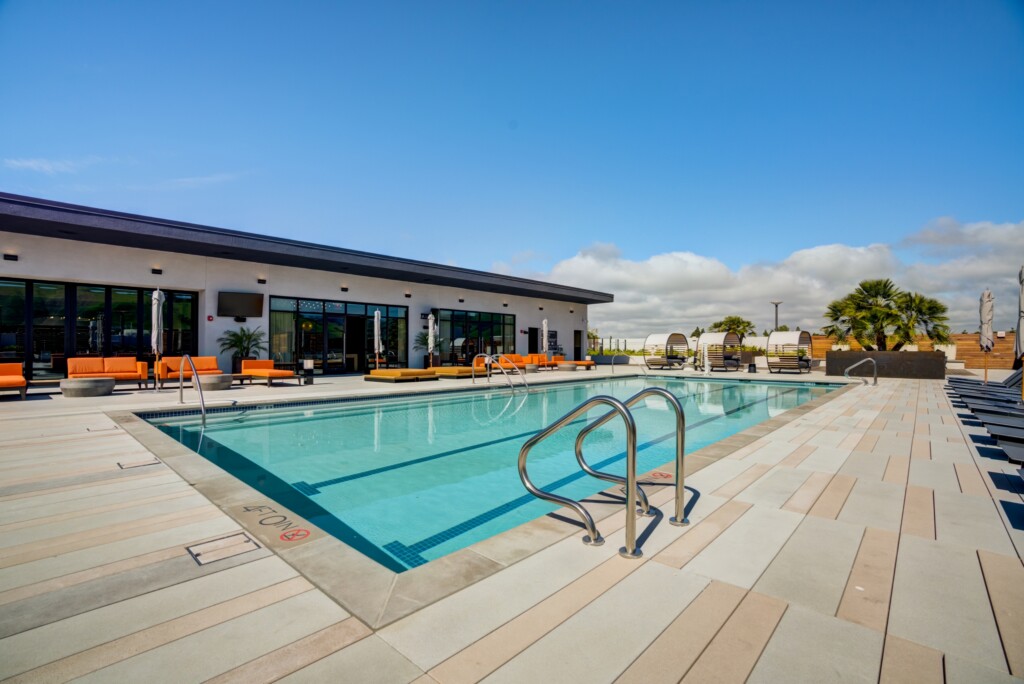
770, 301, 783, 331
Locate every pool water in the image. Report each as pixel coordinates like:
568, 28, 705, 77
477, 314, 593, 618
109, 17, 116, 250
148, 376, 835, 572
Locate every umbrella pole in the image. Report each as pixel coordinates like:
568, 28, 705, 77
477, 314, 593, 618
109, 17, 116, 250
984, 351, 988, 385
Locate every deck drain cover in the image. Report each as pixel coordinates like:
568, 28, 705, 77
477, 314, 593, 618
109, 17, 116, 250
187, 533, 260, 565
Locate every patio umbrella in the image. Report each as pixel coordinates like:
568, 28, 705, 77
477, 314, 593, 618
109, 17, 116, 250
1016, 265, 1024, 373
541, 319, 548, 357
151, 289, 164, 392
373, 308, 382, 369
980, 289, 994, 384
427, 313, 435, 368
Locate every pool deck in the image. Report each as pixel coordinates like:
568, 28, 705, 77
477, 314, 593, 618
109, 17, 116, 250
1, 367, 1022, 682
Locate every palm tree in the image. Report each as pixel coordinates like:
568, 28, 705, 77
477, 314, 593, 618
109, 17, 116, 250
217, 326, 268, 358
823, 279, 950, 351
708, 316, 756, 340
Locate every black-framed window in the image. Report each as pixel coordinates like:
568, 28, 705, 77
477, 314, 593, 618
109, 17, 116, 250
0, 279, 197, 381
270, 296, 408, 373
437, 309, 515, 364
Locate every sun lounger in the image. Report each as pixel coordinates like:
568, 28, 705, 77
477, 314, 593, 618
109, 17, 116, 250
969, 410, 1024, 430
433, 366, 476, 379
949, 369, 1022, 387
241, 360, 298, 386
365, 369, 438, 383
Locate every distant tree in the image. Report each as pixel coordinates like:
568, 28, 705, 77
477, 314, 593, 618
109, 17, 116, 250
823, 279, 950, 351
776, 324, 791, 332
690, 326, 704, 338
709, 316, 756, 340
762, 329, 769, 336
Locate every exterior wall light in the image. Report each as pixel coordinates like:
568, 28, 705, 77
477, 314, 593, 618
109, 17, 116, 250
151, 268, 162, 275
458, 298, 464, 303
404, 292, 412, 298
538, 306, 544, 311
257, 278, 267, 284
340, 286, 349, 292
3, 254, 18, 261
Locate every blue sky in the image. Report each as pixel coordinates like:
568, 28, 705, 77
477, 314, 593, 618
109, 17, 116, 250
2, 1, 1022, 334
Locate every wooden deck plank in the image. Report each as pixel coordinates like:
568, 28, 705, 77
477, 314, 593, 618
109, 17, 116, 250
836, 527, 899, 632
977, 550, 1024, 677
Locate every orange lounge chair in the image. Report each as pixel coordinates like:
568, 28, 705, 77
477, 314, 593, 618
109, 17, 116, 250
365, 369, 438, 383
156, 356, 222, 388
0, 363, 27, 400
68, 357, 149, 388
241, 360, 298, 386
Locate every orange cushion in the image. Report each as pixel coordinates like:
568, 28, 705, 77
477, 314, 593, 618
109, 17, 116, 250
68, 358, 104, 375
241, 360, 275, 372
192, 357, 220, 371
247, 369, 295, 377
104, 358, 139, 373
0, 376, 26, 387
0, 363, 24, 377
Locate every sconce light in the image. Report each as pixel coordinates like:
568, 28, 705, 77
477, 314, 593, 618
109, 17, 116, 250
340, 286, 349, 292
538, 306, 544, 311
257, 278, 267, 285
502, 302, 508, 308
3, 254, 18, 262
458, 298, 464, 303
404, 292, 412, 299
151, 268, 163, 275
570, 309, 574, 314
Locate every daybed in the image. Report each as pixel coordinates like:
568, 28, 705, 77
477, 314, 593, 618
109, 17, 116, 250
433, 366, 477, 379
68, 357, 149, 388
0, 363, 27, 400
241, 359, 298, 386
156, 356, 222, 388
643, 333, 689, 370
696, 332, 742, 371
551, 355, 596, 370
765, 331, 813, 374
364, 369, 438, 383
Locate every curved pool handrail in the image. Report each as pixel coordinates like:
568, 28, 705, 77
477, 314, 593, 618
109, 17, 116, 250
519, 395, 640, 556
576, 386, 688, 526
177, 354, 207, 427
471, 353, 528, 391
844, 357, 878, 386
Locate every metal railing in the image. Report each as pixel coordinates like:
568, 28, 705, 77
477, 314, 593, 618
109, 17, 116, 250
471, 353, 529, 391
177, 354, 207, 427
844, 357, 878, 386
519, 395, 641, 555
575, 386, 689, 526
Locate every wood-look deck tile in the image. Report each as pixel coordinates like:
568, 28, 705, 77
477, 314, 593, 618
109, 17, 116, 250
882, 455, 910, 485
807, 474, 857, 520
653, 500, 751, 570
977, 550, 1024, 677
901, 486, 935, 540
836, 527, 899, 632
710, 464, 772, 499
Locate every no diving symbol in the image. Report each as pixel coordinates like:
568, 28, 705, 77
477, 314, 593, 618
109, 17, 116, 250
280, 528, 310, 542
649, 471, 673, 480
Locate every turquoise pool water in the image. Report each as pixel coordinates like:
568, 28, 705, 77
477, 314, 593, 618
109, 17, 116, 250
146, 376, 835, 572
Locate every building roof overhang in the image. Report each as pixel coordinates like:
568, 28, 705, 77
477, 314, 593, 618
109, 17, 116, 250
0, 193, 613, 305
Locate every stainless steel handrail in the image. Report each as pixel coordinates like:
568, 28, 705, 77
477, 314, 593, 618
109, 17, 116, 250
471, 353, 529, 391
492, 353, 529, 390
844, 357, 878, 386
576, 387, 689, 526
177, 354, 207, 427
519, 395, 643, 558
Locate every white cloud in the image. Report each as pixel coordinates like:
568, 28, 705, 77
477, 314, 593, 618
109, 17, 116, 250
3, 156, 102, 174
523, 218, 1023, 338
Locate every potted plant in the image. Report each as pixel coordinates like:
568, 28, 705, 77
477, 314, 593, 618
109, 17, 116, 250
217, 326, 268, 374
412, 331, 441, 368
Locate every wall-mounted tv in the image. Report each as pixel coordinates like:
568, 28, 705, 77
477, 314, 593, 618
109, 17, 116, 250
217, 291, 264, 318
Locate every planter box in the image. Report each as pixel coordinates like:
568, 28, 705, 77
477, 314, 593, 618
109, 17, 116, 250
591, 355, 633, 366
825, 351, 947, 380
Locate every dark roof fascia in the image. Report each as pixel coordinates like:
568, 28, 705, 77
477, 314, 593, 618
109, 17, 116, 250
0, 193, 613, 305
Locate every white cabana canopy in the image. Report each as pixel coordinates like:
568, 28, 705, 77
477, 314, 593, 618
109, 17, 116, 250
766, 330, 812, 348
643, 332, 689, 369
696, 332, 741, 348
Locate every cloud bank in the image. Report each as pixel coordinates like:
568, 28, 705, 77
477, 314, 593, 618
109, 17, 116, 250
516, 218, 1024, 338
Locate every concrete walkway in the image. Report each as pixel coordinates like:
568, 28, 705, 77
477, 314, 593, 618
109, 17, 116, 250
0, 369, 1021, 682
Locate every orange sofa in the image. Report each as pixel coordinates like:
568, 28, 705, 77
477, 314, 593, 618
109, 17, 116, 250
156, 356, 222, 388
523, 354, 556, 368
67, 357, 149, 388
551, 355, 595, 370
0, 363, 27, 400
474, 354, 527, 371
241, 359, 297, 386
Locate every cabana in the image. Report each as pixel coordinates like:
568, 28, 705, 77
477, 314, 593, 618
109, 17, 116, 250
765, 330, 812, 373
696, 332, 742, 371
643, 332, 689, 369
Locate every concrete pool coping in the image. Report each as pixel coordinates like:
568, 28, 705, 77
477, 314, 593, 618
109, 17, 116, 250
108, 372, 857, 629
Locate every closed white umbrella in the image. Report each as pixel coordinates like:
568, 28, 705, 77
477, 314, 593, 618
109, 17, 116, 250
1016, 266, 1024, 371
980, 289, 994, 384
427, 313, 436, 368
373, 309, 383, 369
541, 318, 548, 357
151, 289, 164, 391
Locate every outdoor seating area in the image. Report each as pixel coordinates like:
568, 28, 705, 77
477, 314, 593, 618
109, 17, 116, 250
696, 332, 742, 371
765, 330, 813, 374
643, 332, 690, 370
241, 359, 299, 386
947, 370, 1024, 464
67, 356, 149, 388
155, 356, 222, 388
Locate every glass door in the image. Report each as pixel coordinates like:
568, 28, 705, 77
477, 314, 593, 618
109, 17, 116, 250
325, 302, 346, 374
297, 300, 324, 373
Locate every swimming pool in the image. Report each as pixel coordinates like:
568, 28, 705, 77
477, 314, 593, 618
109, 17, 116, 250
146, 376, 836, 572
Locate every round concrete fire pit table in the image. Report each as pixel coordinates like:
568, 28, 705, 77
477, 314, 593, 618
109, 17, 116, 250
557, 363, 579, 372
196, 374, 234, 391
524, 364, 540, 373
60, 378, 115, 397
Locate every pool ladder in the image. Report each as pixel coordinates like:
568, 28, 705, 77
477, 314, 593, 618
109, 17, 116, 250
472, 353, 529, 392
177, 354, 207, 427
844, 357, 878, 386
518, 387, 687, 559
